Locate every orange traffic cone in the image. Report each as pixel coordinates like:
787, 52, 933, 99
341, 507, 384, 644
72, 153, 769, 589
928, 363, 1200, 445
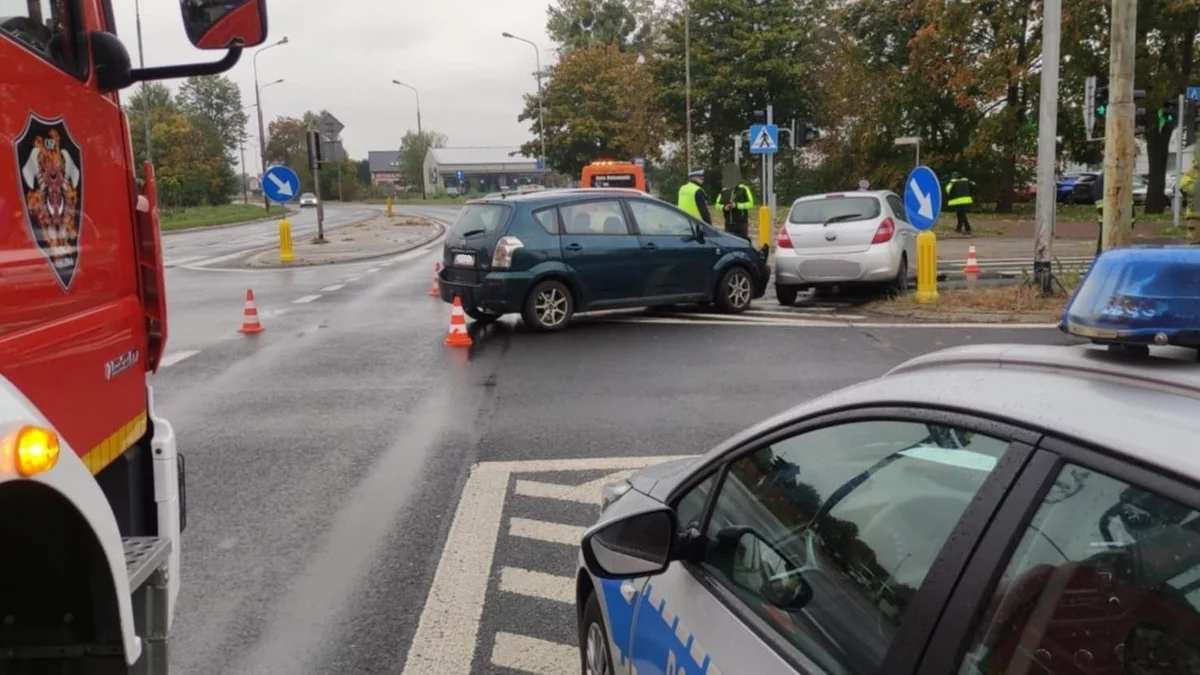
444, 296, 473, 347
238, 289, 265, 334
429, 262, 442, 297
963, 242, 981, 275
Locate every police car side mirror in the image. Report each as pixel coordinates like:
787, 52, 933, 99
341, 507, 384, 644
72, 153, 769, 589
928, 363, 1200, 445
582, 491, 678, 580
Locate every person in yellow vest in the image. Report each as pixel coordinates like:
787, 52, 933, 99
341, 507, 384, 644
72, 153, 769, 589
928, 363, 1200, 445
677, 169, 712, 225
945, 172, 976, 234
718, 180, 755, 241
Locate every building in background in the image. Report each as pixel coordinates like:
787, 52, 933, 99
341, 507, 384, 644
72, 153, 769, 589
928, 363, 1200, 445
368, 150, 407, 194
422, 147, 545, 197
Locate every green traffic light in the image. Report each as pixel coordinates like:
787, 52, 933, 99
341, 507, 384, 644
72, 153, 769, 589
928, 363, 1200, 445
1097, 104, 1107, 116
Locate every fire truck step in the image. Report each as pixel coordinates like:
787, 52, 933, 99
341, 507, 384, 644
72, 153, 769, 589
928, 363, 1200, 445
123, 537, 171, 591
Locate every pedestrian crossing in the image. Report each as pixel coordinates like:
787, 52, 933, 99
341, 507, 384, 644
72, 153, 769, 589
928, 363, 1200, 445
401, 456, 692, 675
577, 304, 867, 328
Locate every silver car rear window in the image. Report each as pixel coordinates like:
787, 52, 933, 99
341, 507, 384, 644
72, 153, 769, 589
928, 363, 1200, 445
788, 196, 881, 223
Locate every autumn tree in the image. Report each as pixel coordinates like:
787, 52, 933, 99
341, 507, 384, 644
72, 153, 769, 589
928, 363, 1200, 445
518, 44, 665, 175
546, 0, 656, 53
399, 130, 448, 188
177, 75, 249, 159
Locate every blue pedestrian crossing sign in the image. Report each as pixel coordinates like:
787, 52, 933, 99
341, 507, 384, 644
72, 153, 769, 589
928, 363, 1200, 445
455, 170, 464, 181
749, 124, 779, 155
1189, 87, 1200, 101
262, 165, 300, 204
904, 165, 942, 231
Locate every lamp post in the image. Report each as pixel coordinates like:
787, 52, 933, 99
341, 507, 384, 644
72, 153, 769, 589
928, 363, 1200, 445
502, 31, 547, 175
391, 79, 426, 200
253, 36, 288, 210
134, 0, 152, 163
684, 0, 692, 170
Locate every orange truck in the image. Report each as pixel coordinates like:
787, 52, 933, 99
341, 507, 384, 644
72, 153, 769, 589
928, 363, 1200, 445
0, 0, 271, 671
580, 160, 647, 191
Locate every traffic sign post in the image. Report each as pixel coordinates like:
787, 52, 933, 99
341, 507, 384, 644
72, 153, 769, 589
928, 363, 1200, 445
262, 165, 300, 204
904, 166, 943, 305
749, 124, 779, 155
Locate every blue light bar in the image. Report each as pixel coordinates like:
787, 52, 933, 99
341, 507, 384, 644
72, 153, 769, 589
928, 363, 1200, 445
1061, 247, 1200, 348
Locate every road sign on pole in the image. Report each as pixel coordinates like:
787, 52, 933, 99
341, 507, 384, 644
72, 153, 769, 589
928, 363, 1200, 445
904, 165, 943, 231
262, 165, 300, 204
748, 124, 779, 155
1188, 87, 1200, 101
455, 170, 464, 181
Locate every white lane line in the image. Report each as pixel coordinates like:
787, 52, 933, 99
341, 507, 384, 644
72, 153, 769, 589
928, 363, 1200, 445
365, 268, 381, 274
514, 470, 636, 505
490, 632, 577, 675
259, 307, 289, 319
164, 255, 208, 267
399, 465, 510, 675
498, 567, 573, 605
509, 518, 584, 547
848, 321, 1061, 329
157, 350, 200, 369
293, 294, 321, 304
319, 284, 345, 292
344, 276, 362, 283
484, 455, 694, 474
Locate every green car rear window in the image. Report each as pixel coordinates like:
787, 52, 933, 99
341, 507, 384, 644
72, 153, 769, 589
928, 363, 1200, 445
451, 204, 510, 237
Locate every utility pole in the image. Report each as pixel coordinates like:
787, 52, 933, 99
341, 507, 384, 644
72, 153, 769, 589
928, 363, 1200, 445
392, 80, 426, 200
1175, 93, 1185, 228
1102, 0, 1138, 251
134, 0, 151, 163
1032, 0, 1062, 293
684, 0, 693, 170
766, 104, 775, 226
239, 134, 248, 204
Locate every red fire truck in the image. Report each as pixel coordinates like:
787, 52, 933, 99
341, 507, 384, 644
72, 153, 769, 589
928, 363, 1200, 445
0, 1, 270, 671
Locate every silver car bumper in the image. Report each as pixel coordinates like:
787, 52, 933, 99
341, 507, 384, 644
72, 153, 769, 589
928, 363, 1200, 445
774, 246, 900, 286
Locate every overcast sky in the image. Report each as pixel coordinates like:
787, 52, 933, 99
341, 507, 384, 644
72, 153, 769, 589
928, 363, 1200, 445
110, 0, 556, 174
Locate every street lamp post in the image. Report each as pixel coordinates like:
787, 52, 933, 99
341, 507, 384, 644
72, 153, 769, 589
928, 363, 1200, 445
502, 32, 547, 176
253, 36, 288, 210
134, 0, 152, 163
684, 0, 692, 170
391, 79, 426, 200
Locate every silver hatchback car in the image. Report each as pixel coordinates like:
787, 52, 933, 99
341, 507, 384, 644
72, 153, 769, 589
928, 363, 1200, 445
773, 191, 917, 305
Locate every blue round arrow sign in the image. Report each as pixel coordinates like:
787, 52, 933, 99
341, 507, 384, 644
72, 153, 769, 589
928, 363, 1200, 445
904, 166, 942, 231
262, 165, 300, 204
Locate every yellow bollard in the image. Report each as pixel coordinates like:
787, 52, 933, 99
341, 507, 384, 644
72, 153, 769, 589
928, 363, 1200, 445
915, 230, 938, 304
386, 196, 393, 218
279, 218, 294, 264
758, 206, 771, 250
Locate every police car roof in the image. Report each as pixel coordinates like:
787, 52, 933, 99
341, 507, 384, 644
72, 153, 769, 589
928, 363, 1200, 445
714, 342, 1200, 485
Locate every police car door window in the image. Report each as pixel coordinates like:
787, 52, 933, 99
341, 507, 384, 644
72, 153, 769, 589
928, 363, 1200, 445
698, 420, 1011, 675
956, 462, 1200, 675
0, 0, 84, 76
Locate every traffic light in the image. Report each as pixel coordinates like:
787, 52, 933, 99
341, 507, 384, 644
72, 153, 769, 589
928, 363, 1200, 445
1093, 76, 1110, 120
797, 123, 819, 147
1158, 102, 1178, 133
1134, 88, 1147, 134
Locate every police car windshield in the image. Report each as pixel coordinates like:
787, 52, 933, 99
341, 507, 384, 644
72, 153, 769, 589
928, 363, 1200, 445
789, 196, 880, 224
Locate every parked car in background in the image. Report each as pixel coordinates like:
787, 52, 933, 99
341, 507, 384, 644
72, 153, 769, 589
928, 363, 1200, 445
1013, 182, 1036, 203
299, 192, 318, 207
1056, 172, 1099, 204
772, 191, 917, 305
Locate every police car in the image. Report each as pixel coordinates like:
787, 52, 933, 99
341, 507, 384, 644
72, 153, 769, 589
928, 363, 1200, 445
576, 247, 1200, 675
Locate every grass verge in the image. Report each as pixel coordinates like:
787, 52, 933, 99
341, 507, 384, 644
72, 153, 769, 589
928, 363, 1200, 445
160, 203, 270, 231
867, 264, 1086, 323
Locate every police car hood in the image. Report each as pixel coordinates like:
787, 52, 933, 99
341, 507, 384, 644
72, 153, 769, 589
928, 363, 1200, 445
630, 456, 701, 500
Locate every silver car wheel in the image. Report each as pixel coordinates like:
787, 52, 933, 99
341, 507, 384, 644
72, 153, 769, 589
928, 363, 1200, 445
585, 622, 611, 675
535, 287, 569, 327
726, 271, 752, 309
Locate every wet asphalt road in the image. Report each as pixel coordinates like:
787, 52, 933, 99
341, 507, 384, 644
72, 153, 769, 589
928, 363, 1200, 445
151, 208, 1085, 674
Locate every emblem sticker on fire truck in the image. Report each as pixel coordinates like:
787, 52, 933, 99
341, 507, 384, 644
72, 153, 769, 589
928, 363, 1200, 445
14, 114, 83, 290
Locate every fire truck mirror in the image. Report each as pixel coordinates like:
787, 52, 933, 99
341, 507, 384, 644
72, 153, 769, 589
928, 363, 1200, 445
182, 0, 269, 50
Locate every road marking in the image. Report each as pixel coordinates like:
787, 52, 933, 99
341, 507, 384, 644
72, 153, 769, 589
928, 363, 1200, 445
498, 567, 573, 605
157, 350, 200, 369
514, 470, 635, 505
510, 517, 583, 546
403, 455, 694, 675
365, 268, 381, 274
594, 315, 1059, 330
344, 276, 362, 283
293, 295, 321, 304
319, 284, 345, 292
490, 633, 577, 675
849, 321, 1061, 329
399, 465, 510, 675
164, 255, 209, 268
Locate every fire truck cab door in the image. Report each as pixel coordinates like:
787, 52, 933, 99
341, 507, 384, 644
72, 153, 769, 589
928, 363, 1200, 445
1, 2, 149, 472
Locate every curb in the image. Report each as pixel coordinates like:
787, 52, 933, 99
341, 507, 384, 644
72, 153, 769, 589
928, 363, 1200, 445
183, 209, 388, 270
161, 205, 299, 235
860, 306, 1062, 325
240, 218, 446, 269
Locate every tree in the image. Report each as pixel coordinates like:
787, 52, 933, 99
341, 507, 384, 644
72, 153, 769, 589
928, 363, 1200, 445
546, 0, 656, 53
177, 75, 249, 159
517, 44, 665, 176
650, 0, 828, 176
399, 130, 448, 188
